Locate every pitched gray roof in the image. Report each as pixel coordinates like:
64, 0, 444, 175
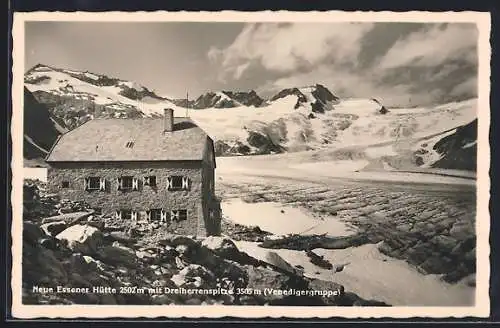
46, 117, 210, 162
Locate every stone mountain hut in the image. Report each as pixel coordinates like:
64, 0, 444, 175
45, 108, 221, 236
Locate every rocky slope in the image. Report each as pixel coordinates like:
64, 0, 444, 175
411, 118, 477, 172
22, 179, 388, 306
270, 84, 340, 113
23, 87, 67, 167
221, 90, 265, 107
430, 119, 477, 171
183, 90, 265, 109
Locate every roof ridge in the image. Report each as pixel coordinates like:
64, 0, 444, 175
45, 117, 209, 163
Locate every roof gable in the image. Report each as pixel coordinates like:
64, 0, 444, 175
46, 117, 210, 162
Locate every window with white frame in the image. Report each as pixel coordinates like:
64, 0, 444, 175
117, 176, 138, 191
143, 176, 157, 187
166, 176, 189, 191
146, 208, 163, 221
170, 209, 187, 222
160, 209, 168, 223
84, 177, 106, 191
115, 209, 137, 221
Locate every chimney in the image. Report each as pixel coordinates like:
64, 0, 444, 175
163, 108, 174, 133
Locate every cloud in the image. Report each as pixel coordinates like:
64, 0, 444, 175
377, 23, 477, 69
209, 22, 374, 80
233, 62, 251, 79
210, 22, 478, 106
207, 46, 223, 62
449, 76, 477, 98
258, 65, 418, 106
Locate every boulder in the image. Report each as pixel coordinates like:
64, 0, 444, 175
245, 265, 295, 302
96, 244, 137, 267
56, 224, 104, 255
201, 236, 239, 258
171, 264, 216, 289
106, 231, 137, 245
86, 218, 105, 231
199, 238, 261, 267
305, 250, 333, 270
39, 237, 59, 250
42, 211, 94, 225
135, 250, 155, 262
40, 221, 67, 237
265, 251, 302, 276
83, 255, 112, 273
175, 244, 190, 257
175, 256, 187, 270
69, 253, 97, 273
158, 234, 198, 248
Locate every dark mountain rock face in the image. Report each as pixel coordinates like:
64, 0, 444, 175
311, 84, 339, 104
222, 90, 264, 107
310, 84, 339, 113
431, 119, 477, 171
23, 87, 63, 161
271, 84, 339, 113
192, 92, 237, 109
379, 106, 389, 115
170, 98, 195, 108
190, 90, 263, 109
117, 84, 164, 101
270, 87, 307, 104
31, 90, 143, 130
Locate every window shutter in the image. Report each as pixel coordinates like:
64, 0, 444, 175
170, 210, 179, 221
166, 177, 173, 190
181, 176, 189, 190
143, 176, 150, 186
99, 178, 106, 191
132, 177, 139, 190
160, 210, 167, 222
84, 178, 90, 190
117, 177, 122, 190
115, 210, 122, 219
131, 211, 137, 221
146, 210, 151, 221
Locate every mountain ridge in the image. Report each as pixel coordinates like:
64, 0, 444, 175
23, 64, 478, 172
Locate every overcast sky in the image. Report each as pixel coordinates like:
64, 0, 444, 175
25, 21, 478, 106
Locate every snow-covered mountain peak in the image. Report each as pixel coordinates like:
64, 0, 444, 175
269, 83, 340, 113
